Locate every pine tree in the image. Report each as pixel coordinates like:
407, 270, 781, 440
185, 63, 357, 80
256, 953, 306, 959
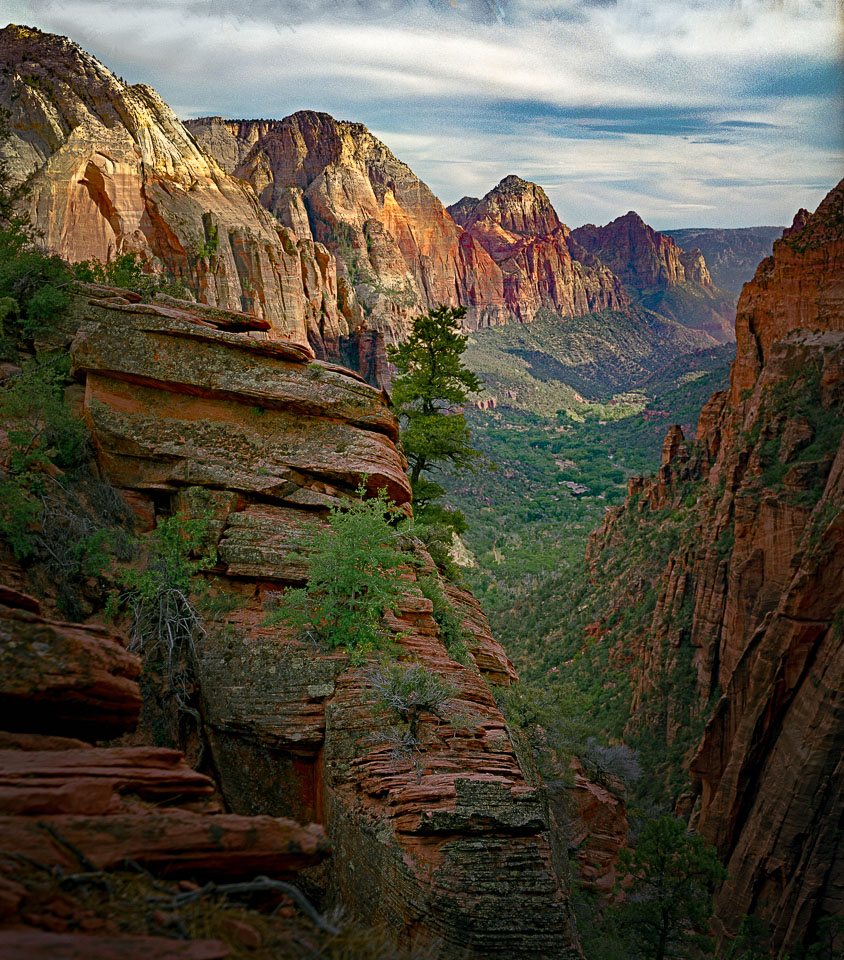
387, 304, 482, 516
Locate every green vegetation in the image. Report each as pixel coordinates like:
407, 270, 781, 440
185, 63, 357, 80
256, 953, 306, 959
73, 251, 190, 300
0, 358, 86, 557
263, 486, 411, 661
597, 816, 726, 960
443, 346, 732, 621
114, 500, 215, 664
388, 305, 482, 519
368, 660, 460, 772
462, 308, 716, 414
417, 575, 472, 667
197, 211, 219, 259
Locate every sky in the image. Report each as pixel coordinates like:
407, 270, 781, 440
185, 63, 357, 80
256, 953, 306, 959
7, 0, 843, 229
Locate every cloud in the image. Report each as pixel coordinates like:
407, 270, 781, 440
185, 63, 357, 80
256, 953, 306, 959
16, 0, 843, 227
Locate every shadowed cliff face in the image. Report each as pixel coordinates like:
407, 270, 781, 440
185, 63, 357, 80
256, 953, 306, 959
0, 25, 360, 352
45, 284, 580, 958
571, 211, 737, 342
584, 179, 844, 955
665, 226, 785, 299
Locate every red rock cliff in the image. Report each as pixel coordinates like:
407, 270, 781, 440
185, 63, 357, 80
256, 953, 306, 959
187, 113, 509, 339
583, 180, 844, 955
449, 176, 629, 322
48, 284, 581, 958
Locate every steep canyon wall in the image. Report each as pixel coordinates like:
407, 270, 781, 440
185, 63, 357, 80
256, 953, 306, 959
583, 182, 844, 954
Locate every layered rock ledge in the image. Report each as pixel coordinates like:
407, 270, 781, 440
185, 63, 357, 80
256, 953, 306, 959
53, 288, 581, 957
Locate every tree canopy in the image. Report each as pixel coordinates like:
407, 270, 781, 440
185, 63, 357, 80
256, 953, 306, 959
387, 304, 482, 515
616, 815, 727, 960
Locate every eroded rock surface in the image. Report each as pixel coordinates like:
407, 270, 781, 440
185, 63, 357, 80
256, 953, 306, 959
187, 112, 509, 339
0, 25, 357, 351
449, 176, 628, 323
59, 289, 580, 957
0, 582, 330, 955
584, 180, 844, 954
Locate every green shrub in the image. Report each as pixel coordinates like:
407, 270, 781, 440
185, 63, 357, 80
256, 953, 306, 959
0, 358, 87, 557
73, 252, 190, 300
368, 660, 461, 774
264, 486, 412, 659
115, 500, 215, 668
417, 574, 473, 667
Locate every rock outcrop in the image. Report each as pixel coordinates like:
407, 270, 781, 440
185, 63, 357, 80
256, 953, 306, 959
0, 584, 331, 956
565, 763, 627, 899
187, 113, 509, 339
571, 212, 736, 342
580, 180, 844, 955
449, 176, 628, 323
0, 25, 359, 354
25, 284, 580, 958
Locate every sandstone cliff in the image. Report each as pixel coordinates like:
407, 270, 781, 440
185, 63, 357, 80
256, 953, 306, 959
571, 211, 736, 342
1, 24, 730, 377
0, 25, 360, 356
580, 180, 844, 955
448, 176, 629, 323
0, 582, 334, 957
187, 113, 509, 339
0, 282, 581, 957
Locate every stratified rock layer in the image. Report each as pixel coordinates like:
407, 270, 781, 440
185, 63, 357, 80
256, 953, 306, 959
449, 176, 628, 323
584, 180, 844, 954
63, 288, 579, 958
0, 583, 330, 954
0, 25, 356, 350
187, 113, 509, 338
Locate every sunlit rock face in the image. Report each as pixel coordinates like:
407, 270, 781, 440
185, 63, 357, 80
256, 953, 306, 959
450, 176, 629, 323
0, 25, 357, 351
586, 180, 844, 956
59, 285, 582, 958
187, 112, 510, 340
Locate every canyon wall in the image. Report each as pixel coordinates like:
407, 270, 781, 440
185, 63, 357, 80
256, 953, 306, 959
571, 211, 736, 342
583, 180, 844, 954
2, 24, 728, 377
666, 226, 784, 299
0, 25, 360, 358
448, 176, 629, 323
187, 114, 509, 338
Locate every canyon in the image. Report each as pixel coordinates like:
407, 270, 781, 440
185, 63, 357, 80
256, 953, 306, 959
1, 19, 841, 960
508, 180, 843, 955
3, 24, 728, 384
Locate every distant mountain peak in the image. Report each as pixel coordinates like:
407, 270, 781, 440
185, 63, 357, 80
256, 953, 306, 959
453, 174, 563, 237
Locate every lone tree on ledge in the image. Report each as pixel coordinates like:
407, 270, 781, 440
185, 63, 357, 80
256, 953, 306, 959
387, 305, 482, 522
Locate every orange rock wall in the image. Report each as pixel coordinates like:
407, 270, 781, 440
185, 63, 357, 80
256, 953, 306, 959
62, 286, 581, 958
584, 181, 844, 955
0, 26, 358, 353
449, 176, 629, 322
